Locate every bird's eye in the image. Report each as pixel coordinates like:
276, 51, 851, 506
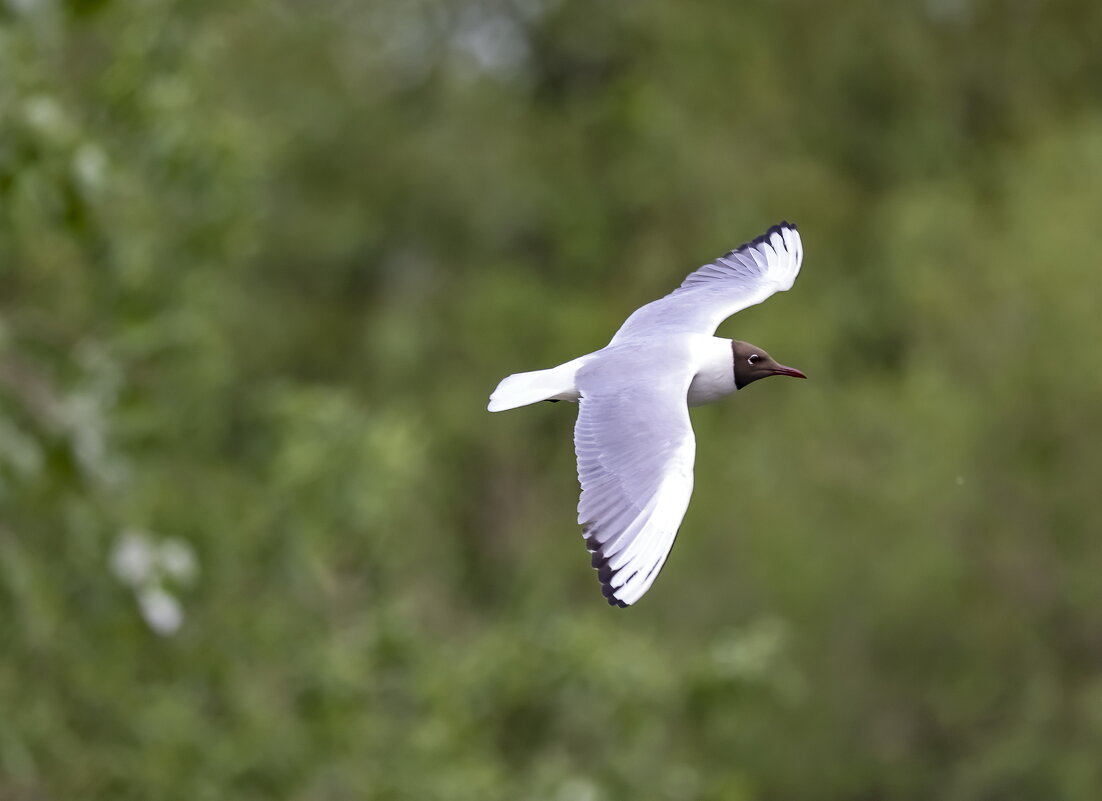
748, 354, 760, 365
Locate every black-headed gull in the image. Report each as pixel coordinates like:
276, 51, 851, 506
489, 222, 806, 607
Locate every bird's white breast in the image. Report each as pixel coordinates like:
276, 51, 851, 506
686, 337, 737, 407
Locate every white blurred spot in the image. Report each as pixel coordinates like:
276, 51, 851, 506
159, 538, 198, 584
111, 530, 156, 587
22, 95, 71, 141
111, 530, 199, 635
5, 0, 44, 16
955, 474, 965, 486
555, 777, 602, 801
137, 585, 185, 636
452, 8, 530, 76
73, 143, 109, 192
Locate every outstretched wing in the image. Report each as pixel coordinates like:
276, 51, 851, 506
573, 352, 697, 607
611, 222, 803, 343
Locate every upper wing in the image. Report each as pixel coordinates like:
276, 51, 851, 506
610, 222, 803, 343
573, 352, 697, 607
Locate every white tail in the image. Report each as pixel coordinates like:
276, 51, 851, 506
488, 359, 583, 412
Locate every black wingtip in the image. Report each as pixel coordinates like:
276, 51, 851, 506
599, 579, 629, 607
588, 542, 627, 606
720, 221, 797, 260
755, 221, 797, 246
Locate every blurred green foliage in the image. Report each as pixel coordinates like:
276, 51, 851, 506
3, 0, 1102, 798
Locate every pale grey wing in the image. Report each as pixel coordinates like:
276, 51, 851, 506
574, 357, 696, 607
610, 222, 803, 343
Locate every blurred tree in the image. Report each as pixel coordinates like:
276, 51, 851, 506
2, 0, 1102, 799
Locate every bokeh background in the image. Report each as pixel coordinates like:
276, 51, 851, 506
3, 0, 1102, 798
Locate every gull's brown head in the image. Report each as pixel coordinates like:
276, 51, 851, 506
731, 340, 807, 389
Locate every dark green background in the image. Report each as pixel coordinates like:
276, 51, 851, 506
3, 0, 1102, 798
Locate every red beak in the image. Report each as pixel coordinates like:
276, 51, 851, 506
770, 364, 807, 379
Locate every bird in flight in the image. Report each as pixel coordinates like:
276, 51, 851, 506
488, 222, 806, 607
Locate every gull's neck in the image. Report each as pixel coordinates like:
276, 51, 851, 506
686, 336, 737, 407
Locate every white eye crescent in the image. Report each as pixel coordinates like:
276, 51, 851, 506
747, 354, 760, 365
